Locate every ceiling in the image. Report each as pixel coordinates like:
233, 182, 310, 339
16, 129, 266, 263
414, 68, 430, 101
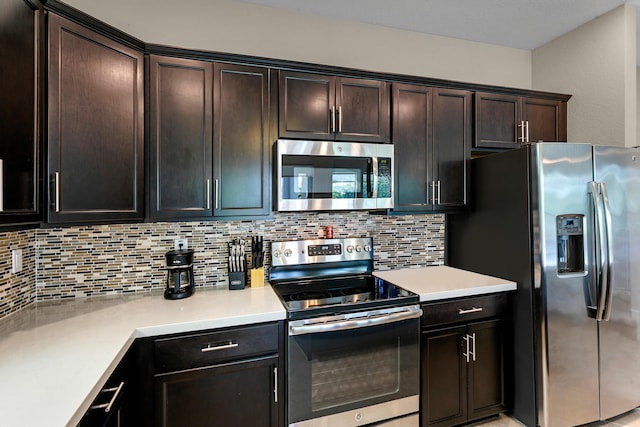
239, 0, 640, 62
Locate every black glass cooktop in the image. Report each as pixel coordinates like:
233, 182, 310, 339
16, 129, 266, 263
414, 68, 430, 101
271, 275, 418, 319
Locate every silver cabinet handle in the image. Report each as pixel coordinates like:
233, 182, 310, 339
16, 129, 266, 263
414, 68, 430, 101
201, 341, 238, 352
431, 181, 436, 205
206, 179, 211, 210
330, 106, 336, 133
214, 179, 219, 210
525, 120, 530, 142
338, 105, 342, 133
470, 332, 476, 361
0, 159, 3, 212
436, 180, 441, 205
462, 333, 477, 362
90, 381, 124, 413
463, 334, 470, 363
518, 120, 526, 143
273, 367, 278, 403
458, 307, 483, 315
55, 172, 60, 213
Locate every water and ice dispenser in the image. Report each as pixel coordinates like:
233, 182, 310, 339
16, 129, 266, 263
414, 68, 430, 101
556, 214, 585, 274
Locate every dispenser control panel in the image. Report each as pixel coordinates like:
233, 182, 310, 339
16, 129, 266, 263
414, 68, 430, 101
557, 215, 583, 235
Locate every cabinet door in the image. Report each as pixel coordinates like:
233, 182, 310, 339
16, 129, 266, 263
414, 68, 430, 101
475, 92, 521, 150
467, 319, 506, 422
79, 343, 135, 427
47, 14, 144, 224
431, 89, 471, 211
336, 77, 390, 142
522, 97, 566, 142
213, 63, 271, 217
0, 0, 39, 224
392, 83, 431, 211
148, 56, 213, 219
155, 355, 279, 427
279, 71, 334, 140
421, 325, 468, 427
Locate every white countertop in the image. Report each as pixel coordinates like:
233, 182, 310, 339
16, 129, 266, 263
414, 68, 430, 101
0, 266, 514, 427
374, 265, 516, 301
0, 285, 286, 427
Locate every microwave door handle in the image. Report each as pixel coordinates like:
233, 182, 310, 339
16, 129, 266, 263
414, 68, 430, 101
366, 159, 373, 198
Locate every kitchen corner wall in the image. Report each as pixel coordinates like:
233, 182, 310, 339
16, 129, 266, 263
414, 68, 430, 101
1, 212, 444, 319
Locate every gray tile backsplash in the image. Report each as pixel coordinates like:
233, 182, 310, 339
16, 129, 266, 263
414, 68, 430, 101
1, 212, 444, 320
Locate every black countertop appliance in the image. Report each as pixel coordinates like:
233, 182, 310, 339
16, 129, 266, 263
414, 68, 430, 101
164, 248, 195, 300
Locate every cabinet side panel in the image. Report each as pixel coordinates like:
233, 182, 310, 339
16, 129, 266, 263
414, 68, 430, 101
447, 148, 537, 427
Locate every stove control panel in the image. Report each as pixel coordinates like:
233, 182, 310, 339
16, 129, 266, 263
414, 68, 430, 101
308, 244, 342, 256
271, 237, 373, 266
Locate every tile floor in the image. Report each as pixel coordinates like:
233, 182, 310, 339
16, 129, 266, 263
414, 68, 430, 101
470, 408, 640, 427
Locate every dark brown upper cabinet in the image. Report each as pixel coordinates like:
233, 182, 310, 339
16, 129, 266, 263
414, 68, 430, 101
279, 71, 390, 143
148, 58, 271, 220
148, 56, 213, 219
213, 63, 272, 218
475, 92, 567, 150
392, 84, 471, 213
47, 13, 144, 224
0, 0, 40, 226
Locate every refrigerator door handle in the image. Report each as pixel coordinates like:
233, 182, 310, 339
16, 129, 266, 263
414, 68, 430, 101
590, 181, 609, 321
600, 182, 614, 321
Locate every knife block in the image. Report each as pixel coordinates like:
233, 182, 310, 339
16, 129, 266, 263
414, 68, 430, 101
229, 272, 246, 290
250, 267, 264, 287
228, 257, 246, 290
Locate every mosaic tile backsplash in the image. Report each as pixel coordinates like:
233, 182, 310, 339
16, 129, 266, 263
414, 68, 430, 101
1, 212, 444, 320
0, 229, 36, 319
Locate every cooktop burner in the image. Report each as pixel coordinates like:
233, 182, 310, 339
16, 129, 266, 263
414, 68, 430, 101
271, 273, 418, 318
269, 237, 418, 319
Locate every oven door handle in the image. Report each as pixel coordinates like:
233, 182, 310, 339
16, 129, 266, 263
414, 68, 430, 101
288, 306, 423, 336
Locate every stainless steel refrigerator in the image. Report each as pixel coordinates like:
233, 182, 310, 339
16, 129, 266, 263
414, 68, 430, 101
447, 143, 640, 427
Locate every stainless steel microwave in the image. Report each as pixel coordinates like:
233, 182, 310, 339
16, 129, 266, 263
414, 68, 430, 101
275, 139, 394, 211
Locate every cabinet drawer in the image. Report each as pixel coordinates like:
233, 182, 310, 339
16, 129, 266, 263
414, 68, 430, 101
155, 322, 279, 373
421, 293, 508, 328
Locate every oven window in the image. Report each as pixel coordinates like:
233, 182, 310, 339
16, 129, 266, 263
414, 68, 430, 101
311, 337, 400, 411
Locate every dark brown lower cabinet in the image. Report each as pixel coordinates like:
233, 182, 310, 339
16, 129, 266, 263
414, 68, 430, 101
155, 355, 279, 427
421, 295, 507, 427
152, 322, 283, 427
78, 344, 135, 427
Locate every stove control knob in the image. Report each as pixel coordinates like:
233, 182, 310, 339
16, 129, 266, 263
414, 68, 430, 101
273, 249, 281, 258
346, 245, 354, 253
356, 245, 363, 252
284, 249, 293, 257
364, 244, 372, 252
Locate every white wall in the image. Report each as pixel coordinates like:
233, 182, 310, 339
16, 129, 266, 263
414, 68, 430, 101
62, 0, 532, 89
532, 4, 637, 147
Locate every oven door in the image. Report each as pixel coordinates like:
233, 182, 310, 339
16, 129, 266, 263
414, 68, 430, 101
286, 305, 421, 427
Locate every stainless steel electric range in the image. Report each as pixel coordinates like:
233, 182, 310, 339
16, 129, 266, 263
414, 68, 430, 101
269, 237, 422, 427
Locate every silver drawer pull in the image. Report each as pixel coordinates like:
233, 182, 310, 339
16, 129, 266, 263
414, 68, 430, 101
458, 307, 483, 315
90, 381, 124, 413
201, 341, 239, 353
